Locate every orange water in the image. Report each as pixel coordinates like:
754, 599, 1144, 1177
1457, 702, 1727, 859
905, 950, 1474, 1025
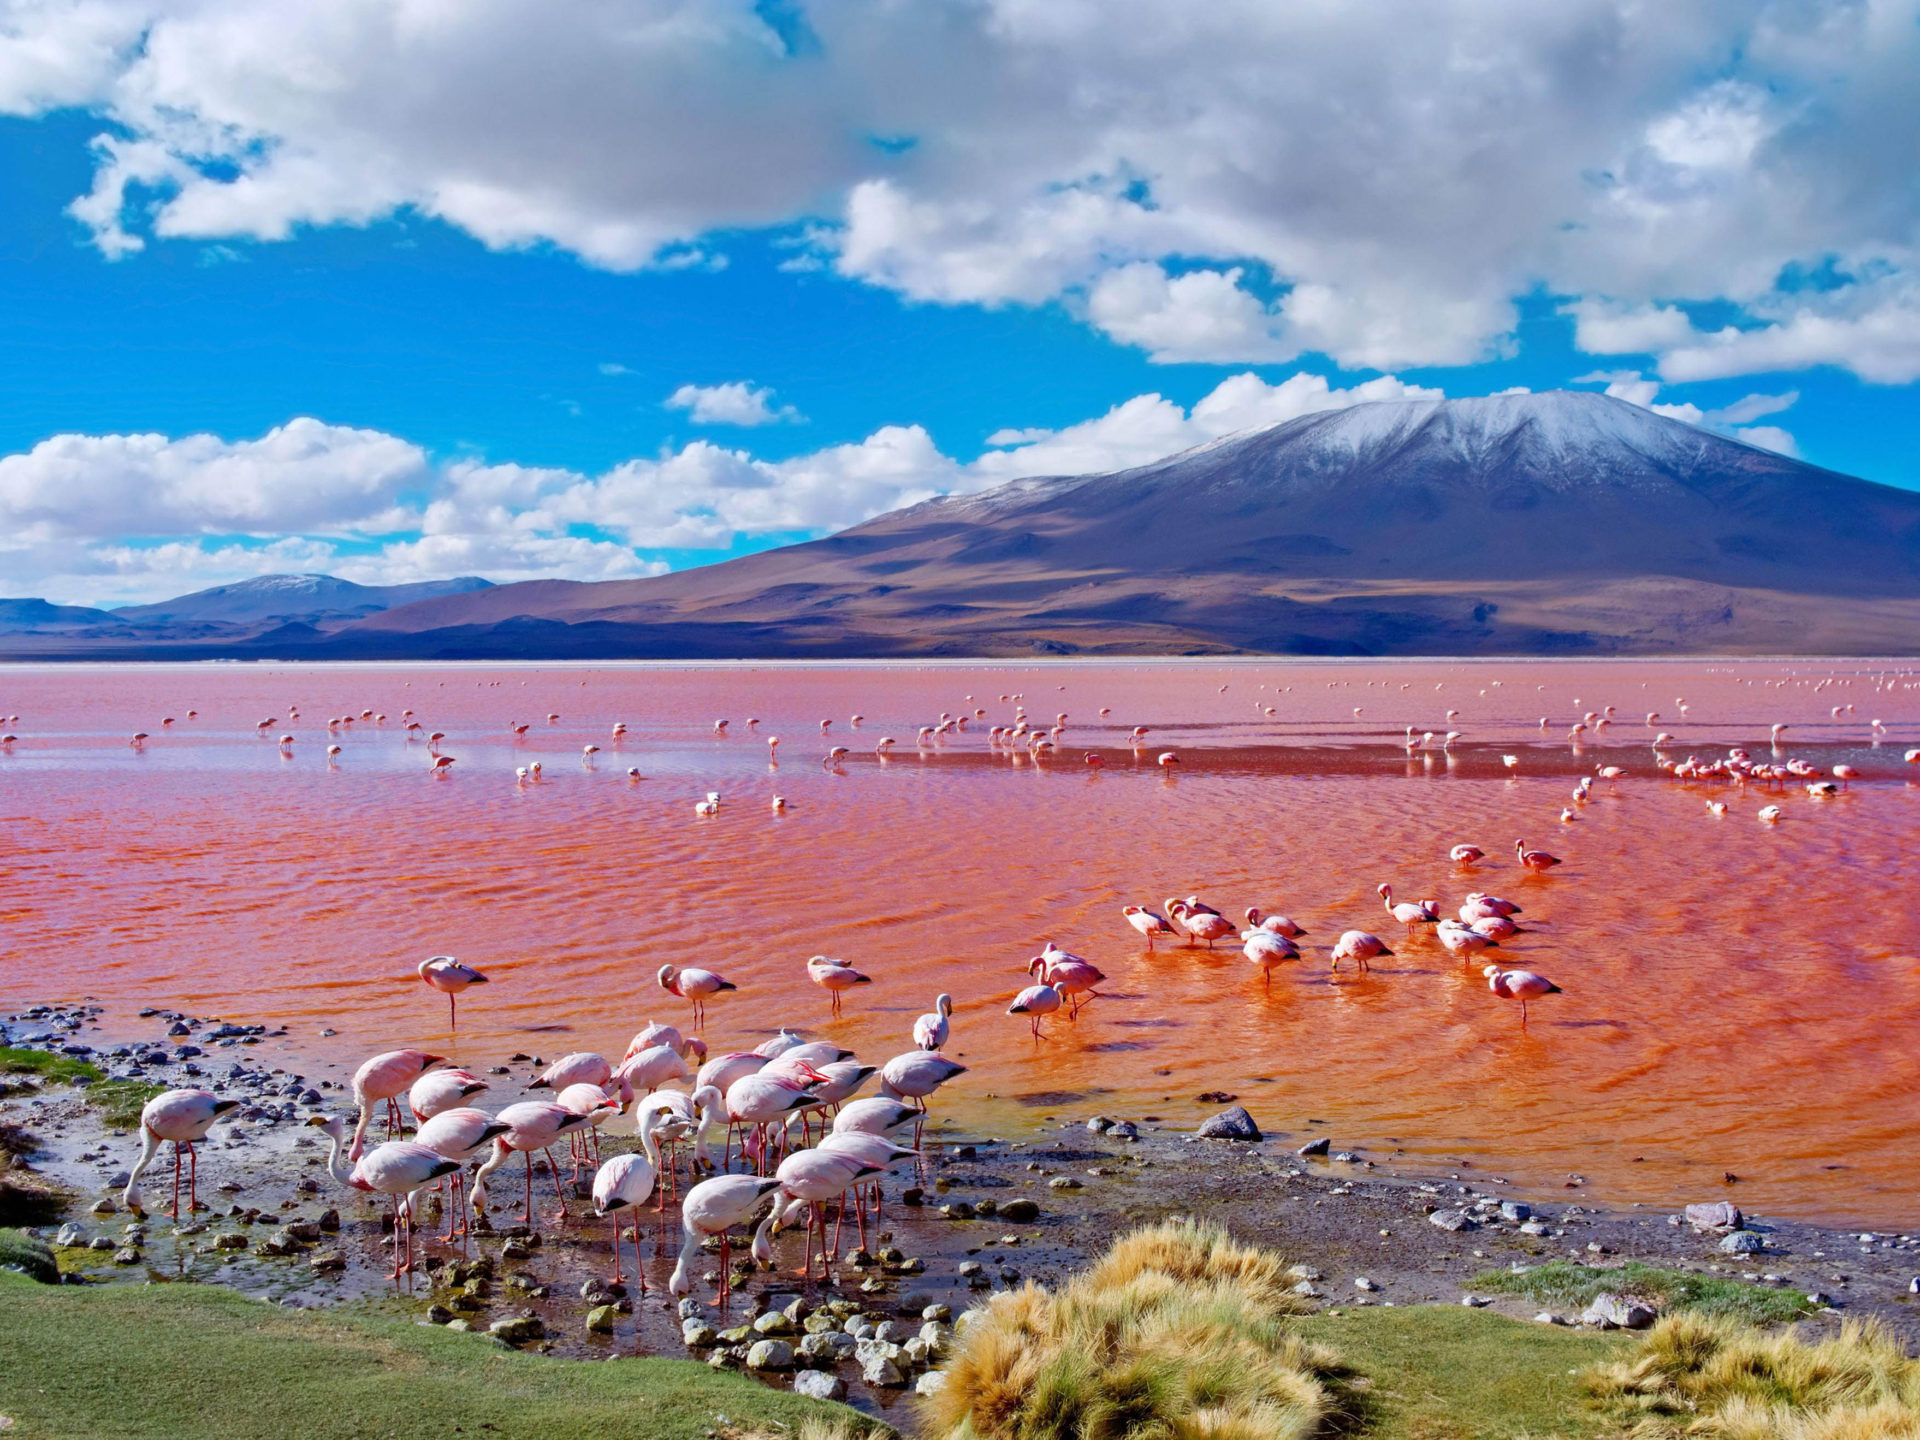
3, 660, 1918, 1225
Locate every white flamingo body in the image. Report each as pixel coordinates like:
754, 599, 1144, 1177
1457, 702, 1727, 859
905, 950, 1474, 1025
913, 994, 953, 1049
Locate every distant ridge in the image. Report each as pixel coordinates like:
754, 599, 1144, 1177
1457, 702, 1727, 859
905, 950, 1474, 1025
7, 393, 1920, 657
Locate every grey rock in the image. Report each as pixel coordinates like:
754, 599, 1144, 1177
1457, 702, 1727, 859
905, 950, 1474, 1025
861, 1354, 906, 1387
87, 1235, 116, 1252
681, 1319, 718, 1347
1108, 1121, 1139, 1140
1353, 1277, 1379, 1292
1685, 1201, 1744, 1233
1499, 1201, 1531, 1222
1296, 1137, 1331, 1157
916, 1369, 949, 1397
1428, 1209, 1480, 1232
999, 1198, 1039, 1223
792, 1369, 846, 1401
1582, 1293, 1657, 1329
489, 1316, 545, 1343
585, 1304, 619, 1333
1197, 1106, 1261, 1141
745, 1339, 795, 1371
1461, 1294, 1492, 1307
1085, 1116, 1113, 1133
55, 1223, 86, 1247
1719, 1231, 1765, 1254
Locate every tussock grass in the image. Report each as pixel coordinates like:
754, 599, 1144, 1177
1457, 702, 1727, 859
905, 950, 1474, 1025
0, 1045, 102, 1083
0, 1226, 58, 1283
1477, 1260, 1813, 1325
1589, 1313, 1920, 1438
922, 1218, 1341, 1440
88, 1077, 164, 1129
721, 1421, 897, 1440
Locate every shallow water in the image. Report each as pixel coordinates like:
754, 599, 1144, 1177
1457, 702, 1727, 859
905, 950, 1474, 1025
3, 659, 1918, 1225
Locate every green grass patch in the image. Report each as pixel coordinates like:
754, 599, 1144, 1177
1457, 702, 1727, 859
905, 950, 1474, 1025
0, 1046, 102, 1084
1473, 1259, 1812, 1325
1297, 1305, 1627, 1440
86, 1079, 164, 1130
0, 1272, 885, 1440
0, 1228, 58, 1284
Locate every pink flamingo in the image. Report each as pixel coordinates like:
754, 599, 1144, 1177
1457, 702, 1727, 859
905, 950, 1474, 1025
1122, 905, 1178, 949
409, 1068, 489, 1124
351, 1049, 446, 1160
1436, 920, 1498, 960
753, 1029, 807, 1059
697, 1050, 770, 1096
1242, 929, 1299, 986
622, 1022, 703, 1064
756, 1149, 883, 1281
123, 1089, 241, 1218
816, 1130, 915, 1252
658, 964, 736, 1028
471, 1101, 594, 1224
1378, 884, 1439, 931
1171, 902, 1237, 949
1484, 965, 1563, 1024
309, 1116, 459, 1281
556, 1082, 621, 1176
592, 1153, 659, 1290
1460, 892, 1522, 921
671, 1173, 782, 1308
413, 1107, 512, 1241
417, 956, 488, 1028
879, 1052, 966, 1147
1331, 930, 1393, 973
527, 1052, 613, 1092
1450, 844, 1485, 866
1245, 907, 1308, 939
913, 994, 953, 1050
725, 1073, 820, 1174
1514, 840, 1562, 871
636, 1085, 724, 1203
1009, 982, 1063, 1038
1832, 764, 1860, 789
805, 956, 872, 1018
616, 1043, 689, 1098
1029, 949, 1104, 1017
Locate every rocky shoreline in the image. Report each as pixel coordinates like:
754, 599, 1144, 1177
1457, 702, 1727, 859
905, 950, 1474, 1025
6, 1001, 1920, 1425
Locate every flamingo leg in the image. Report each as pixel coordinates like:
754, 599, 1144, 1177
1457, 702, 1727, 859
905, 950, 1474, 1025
718, 1234, 730, 1308
171, 1142, 182, 1220
633, 1219, 647, 1295
609, 1212, 621, 1284
800, 1203, 814, 1277
522, 1149, 535, 1225
449, 992, 457, 1030
544, 1147, 569, 1213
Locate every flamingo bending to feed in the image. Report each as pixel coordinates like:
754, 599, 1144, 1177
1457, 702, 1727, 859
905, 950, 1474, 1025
413, 1107, 512, 1240
1460, 892, 1521, 921
1449, 844, 1485, 867
636, 1085, 724, 1202
1331, 930, 1392, 973
1378, 884, 1439, 930
351, 1049, 446, 1160
1514, 840, 1562, 872
671, 1175, 782, 1308
1008, 982, 1063, 1038
1759, 805, 1784, 823
1468, 913, 1519, 942
697, 1050, 770, 1096
1484, 965, 1563, 1024
1832, 764, 1860, 788
623, 1022, 704, 1063
1243, 929, 1299, 986
123, 1089, 242, 1217
593, 1153, 659, 1289
725, 1073, 821, 1174
878, 1052, 966, 1147
806, 955, 872, 1017
470, 1101, 595, 1224
913, 994, 953, 1050
308, 1117, 460, 1280
1033, 944, 1105, 1015
1122, 905, 1178, 949
658, 965, 736, 1028
816, 1131, 917, 1251
418, 955, 489, 1027
527, 1052, 613, 1092
754, 1029, 807, 1059
1436, 920, 1498, 960
757, 1149, 884, 1281
1245, 908, 1307, 938
617, 1043, 689, 1099
556, 1083, 622, 1175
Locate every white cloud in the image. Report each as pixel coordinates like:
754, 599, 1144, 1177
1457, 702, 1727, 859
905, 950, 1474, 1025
0, 368, 1441, 604
1571, 370, 1801, 454
665, 381, 803, 427
2, 0, 1916, 377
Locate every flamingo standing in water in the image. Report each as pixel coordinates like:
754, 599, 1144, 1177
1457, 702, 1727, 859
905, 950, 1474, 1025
471, 1101, 595, 1224
725, 1073, 820, 1174
1484, 965, 1562, 1024
879, 1052, 965, 1147
1242, 928, 1299, 986
816, 1131, 915, 1250
555, 1083, 621, 1175
413, 1107, 512, 1242
658, 965, 736, 1028
350, 1049, 446, 1160
1122, 905, 1178, 949
527, 1052, 613, 1092
1331, 930, 1393, 973
1449, 844, 1485, 867
308, 1117, 459, 1281
913, 994, 953, 1050
671, 1174, 782, 1307
805, 955, 872, 1017
756, 1149, 883, 1281
417, 956, 488, 1028
1377, 884, 1439, 931
1171, 902, 1237, 949
1245, 907, 1307, 938
123, 1089, 242, 1218
592, 1153, 659, 1289
409, 1068, 489, 1124
1032, 943, 1104, 1015
1008, 982, 1063, 1038
1514, 840, 1562, 872
622, 1022, 704, 1064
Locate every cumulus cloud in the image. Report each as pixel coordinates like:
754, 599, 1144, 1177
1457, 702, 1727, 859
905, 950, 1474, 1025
0, 0, 1915, 377
665, 381, 803, 426
1572, 370, 1800, 455
0, 368, 1441, 604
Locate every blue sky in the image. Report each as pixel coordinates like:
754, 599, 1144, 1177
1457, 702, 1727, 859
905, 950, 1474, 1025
1, 2, 1917, 605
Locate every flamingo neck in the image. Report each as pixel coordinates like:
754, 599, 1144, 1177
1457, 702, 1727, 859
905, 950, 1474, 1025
637, 1111, 663, 1170
123, 1125, 163, 1212
323, 1125, 355, 1187
669, 1230, 701, 1296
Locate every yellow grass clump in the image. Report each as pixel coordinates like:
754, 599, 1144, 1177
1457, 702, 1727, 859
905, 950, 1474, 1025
920, 1218, 1342, 1440
722, 1421, 897, 1440
1589, 1312, 1920, 1439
